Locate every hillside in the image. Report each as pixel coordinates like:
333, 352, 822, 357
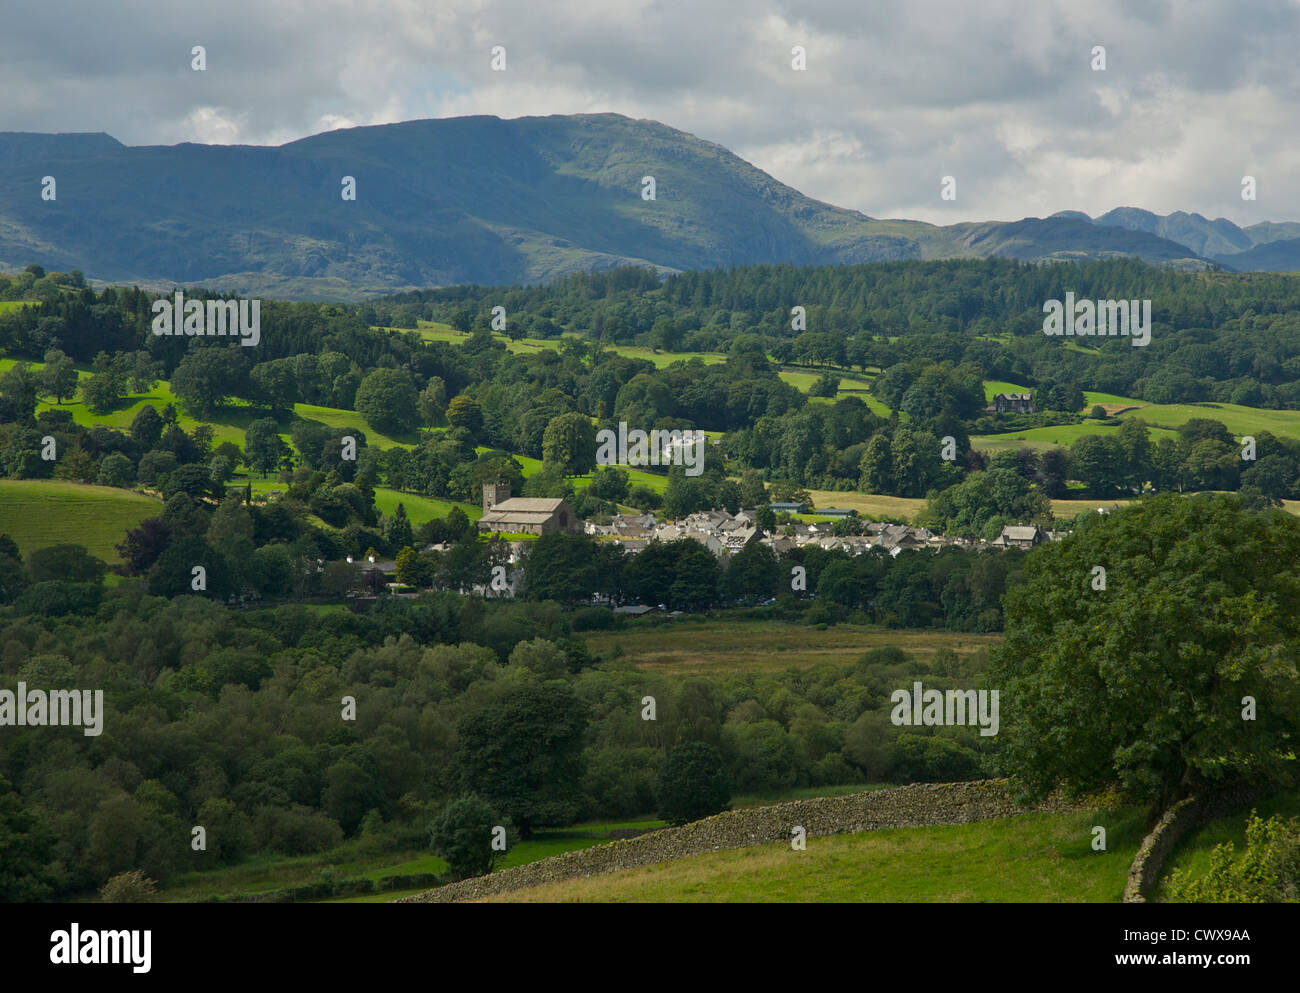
0, 479, 160, 562
0, 115, 1251, 298
397, 781, 1135, 903
479, 807, 1144, 902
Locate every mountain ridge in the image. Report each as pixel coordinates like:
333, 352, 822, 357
1, 113, 1296, 300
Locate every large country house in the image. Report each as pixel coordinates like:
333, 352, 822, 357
987, 392, 1035, 414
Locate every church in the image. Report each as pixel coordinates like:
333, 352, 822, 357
476, 482, 579, 536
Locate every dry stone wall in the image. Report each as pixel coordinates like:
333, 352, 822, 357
398, 779, 1081, 903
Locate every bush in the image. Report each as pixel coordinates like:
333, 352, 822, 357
889, 734, 982, 783
429, 793, 503, 880
253, 804, 344, 855
96, 452, 135, 488
100, 870, 157, 903
627, 484, 662, 511
656, 742, 731, 825
1165, 812, 1300, 903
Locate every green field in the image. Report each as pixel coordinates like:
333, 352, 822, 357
482, 805, 1146, 902
583, 619, 999, 677
383, 323, 727, 369
983, 380, 1033, 401
0, 300, 38, 314
1082, 390, 1143, 409
0, 479, 161, 562
976, 397, 1300, 453
972, 420, 1181, 453
782, 367, 893, 417
1115, 401, 1300, 441
804, 489, 926, 520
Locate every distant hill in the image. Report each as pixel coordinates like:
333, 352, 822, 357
3, 113, 1297, 298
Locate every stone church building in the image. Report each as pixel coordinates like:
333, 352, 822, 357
476, 482, 578, 536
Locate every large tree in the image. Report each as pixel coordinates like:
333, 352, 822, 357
170, 348, 246, 415
39, 349, 79, 404
988, 493, 1300, 813
453, 682, 589, 838
355, 368, 419, 434
541, 411, 597, 476
244, 418, 285, 477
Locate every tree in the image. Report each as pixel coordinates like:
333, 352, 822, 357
429, 793, 504, 879
394, 546, 432, 588
921, 467, 1048, 538
80, 371, 126, 414
170, 348, 245, 415
355, 368, 419, 434
454, 682, 589, 838
162, 462, 215, 500
382, 503, 413, 550
446, 395, 483, 434
208, 456, 234, 489
0, 362, 39, 419
130, 404, 164, 445
418, 377, 447, 426
649, 316, 685, 352
244, 419, 284, 477
521, 532, 600, 603
96, 452, 134, 488
250, 360, 297, 415
0, 775, 57, 901
738, 469, 767, 508
588, 466, 629, 503
321, 759, 385, 835
656, 743, 731, 825
541, 411, 597, 476
27, 544, 105, 585
125, 351, 162, 394
149, 536, 235, 599
39, 349, 78, 404
117, 517, 171, 575
988, 494, 1300, 813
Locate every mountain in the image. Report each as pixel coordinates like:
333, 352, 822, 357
0, 113, 1290, 298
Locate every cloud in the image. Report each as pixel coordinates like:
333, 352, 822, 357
1, 0, 1297, 225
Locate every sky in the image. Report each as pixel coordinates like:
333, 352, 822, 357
4, 0, 1298, 225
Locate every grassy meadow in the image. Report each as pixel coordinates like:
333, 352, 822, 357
0, 479, 160, 562
583, 619, 1000, 677
480, 805, 1146, 903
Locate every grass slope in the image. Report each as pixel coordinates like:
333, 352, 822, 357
482, 805, 1146, 902
0, 479, 161, 562
804, 490, 925, 520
